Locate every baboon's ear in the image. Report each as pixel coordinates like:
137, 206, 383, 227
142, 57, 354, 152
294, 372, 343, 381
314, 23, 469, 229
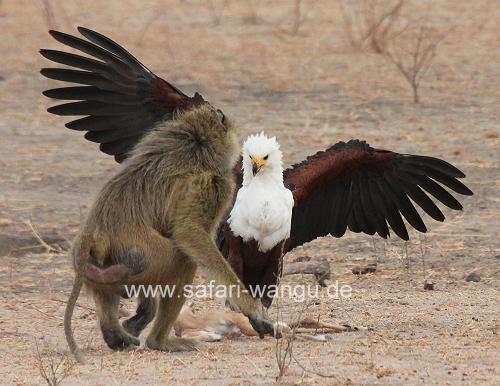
216, 109, 228, 130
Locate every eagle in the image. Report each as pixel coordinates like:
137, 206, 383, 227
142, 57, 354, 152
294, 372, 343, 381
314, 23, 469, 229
40, 27, 473, 308
228, 133, 294, 254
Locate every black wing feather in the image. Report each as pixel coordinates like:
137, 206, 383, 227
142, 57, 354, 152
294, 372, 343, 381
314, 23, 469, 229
330, 183, 348, 238
99, 136, 144, 156
398, 162, 472, 195
383, 172, 427, 233
398, 178, 445, 222
350, 180, 369, 233
374, 178, 409, 240
48, 101, 146, 116
43, 86, 140, 104
357, 178, 378, 235
400, 173, 463, 210
48, 30, 131, 72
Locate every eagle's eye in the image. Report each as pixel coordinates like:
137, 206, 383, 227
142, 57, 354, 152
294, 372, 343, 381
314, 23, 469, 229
263, 155, 269, 160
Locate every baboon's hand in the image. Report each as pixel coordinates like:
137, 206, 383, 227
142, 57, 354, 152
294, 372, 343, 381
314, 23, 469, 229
248, 316, 282, 339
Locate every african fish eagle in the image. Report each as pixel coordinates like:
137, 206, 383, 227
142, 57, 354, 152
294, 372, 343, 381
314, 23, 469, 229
228, 133, 294, 254
40, 27, 474, 309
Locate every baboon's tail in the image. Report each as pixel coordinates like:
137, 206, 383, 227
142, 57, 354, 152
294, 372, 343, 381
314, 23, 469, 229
64, 272, 85, 364
65, 234, 97, 363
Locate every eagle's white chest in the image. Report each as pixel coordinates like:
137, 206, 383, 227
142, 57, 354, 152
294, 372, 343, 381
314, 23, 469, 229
228, 177, 294, 252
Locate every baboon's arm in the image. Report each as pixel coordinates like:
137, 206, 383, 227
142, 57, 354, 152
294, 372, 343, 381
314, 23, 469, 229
175, 224, 258, 317
171, 175, 277, 337
174, 228, 277, 338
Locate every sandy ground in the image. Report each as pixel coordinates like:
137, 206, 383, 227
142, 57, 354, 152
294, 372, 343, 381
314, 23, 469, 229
0, 0, 499, 384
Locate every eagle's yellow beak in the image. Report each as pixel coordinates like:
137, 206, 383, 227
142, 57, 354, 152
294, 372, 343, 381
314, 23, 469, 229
251, 156, 266, 176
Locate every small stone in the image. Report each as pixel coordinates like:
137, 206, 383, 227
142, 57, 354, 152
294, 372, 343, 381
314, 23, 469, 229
424, 280, 435, 290
465, 272, 481, 282
352, 263, 377, 275
0, 218, 13, 227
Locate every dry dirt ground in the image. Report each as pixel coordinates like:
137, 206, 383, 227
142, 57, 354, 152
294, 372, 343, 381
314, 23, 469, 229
0, 0, 499, 385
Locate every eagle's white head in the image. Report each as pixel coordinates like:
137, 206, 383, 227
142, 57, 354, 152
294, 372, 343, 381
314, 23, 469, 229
242, 132, 283, 184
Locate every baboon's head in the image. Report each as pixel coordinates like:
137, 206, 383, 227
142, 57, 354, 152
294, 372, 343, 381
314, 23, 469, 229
174, 104, 240, 171
130, 104, 239, 174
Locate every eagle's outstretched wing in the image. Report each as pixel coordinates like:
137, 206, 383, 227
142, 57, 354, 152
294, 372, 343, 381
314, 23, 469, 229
40, 27, 205, 162
283, 140, 473, 252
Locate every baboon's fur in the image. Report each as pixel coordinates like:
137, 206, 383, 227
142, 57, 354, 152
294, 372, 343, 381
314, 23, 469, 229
65, 105, 276, 363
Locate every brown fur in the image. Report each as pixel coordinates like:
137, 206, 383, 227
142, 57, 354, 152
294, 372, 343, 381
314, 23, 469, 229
64, 105, 276, 363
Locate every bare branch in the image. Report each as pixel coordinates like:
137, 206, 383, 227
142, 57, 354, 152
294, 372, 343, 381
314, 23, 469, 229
380, 22, 450, 103
291, 0, 318, 35
34, 339, 76, 386
339, 0, 406, 53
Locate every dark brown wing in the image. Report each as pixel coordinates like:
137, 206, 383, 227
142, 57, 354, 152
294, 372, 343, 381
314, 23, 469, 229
284, 140, 473, 251
40, 27, 205, 162
216, 157, 243, 253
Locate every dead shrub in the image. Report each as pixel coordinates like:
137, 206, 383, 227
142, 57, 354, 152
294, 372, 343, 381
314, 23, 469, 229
339, 0, 406, 52
381, 23, 450, 103
35, 339, 76, 386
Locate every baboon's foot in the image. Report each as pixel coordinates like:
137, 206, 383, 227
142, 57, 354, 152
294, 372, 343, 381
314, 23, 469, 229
123, 314, 152, 337
101, 327, 140, 350
146, 337, 200, 352
123, 297, 156, 337
248, 316, 282, 339
122, 317, 142, 337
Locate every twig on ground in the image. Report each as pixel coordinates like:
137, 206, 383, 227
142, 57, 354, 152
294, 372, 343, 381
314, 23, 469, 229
292, 355, 342, 380
49, 296, 96, 313
25, 220, 64, 254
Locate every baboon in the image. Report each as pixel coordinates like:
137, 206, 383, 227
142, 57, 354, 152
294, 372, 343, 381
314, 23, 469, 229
65, 105, 276, 363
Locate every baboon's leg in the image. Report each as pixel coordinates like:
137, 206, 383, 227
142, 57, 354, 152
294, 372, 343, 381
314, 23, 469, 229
94, 291, 140, 350
145, 262, 199, 352
122, 295, 157, 337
